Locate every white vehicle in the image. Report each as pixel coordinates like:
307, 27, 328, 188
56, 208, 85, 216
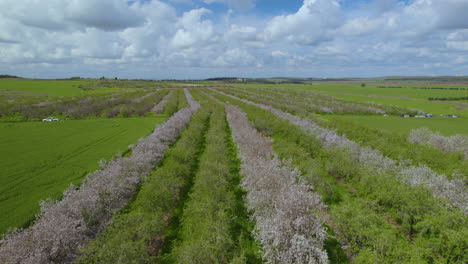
42, 117, 59, 122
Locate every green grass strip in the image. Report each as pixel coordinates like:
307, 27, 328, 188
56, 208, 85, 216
161, 91, 262, 263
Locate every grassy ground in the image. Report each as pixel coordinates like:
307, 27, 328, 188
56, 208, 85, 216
233, 83, 468, 116
320, 93, 466, 116
321, 115, 468, 136
0, 79, 115, 96
0, 117, 166, 235
294, 84, 467, 116
304, 83, 468, 100
234, 83, 468, 100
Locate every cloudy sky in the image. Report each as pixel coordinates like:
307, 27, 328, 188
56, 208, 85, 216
0, 0, 467, 79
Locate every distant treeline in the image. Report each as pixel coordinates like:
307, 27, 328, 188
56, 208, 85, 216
412, 87, 467, 90
0, 75, 20, 78
428, 97, 468, 101
205, 77, 308, 84
378, 86, 466, 90
383, 76, 468, 82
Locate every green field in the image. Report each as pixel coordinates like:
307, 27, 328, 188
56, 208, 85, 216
296, 84, 468, 116
305, 83, 468, 100
1, 79, 467, 263
0, 117, 166, 235
234, 83, 468, 99
234, 83, 468, 116
322, 115, 468, 136
0, 79, 116, 96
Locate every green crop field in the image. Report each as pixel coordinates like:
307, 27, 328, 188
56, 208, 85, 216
304, 83, 468, 100
0, 117, 166, 234
0, 79, 89, 96
318, 93, 466, 115
322, 115, 468, 136
297, 84, 468, 116
234, 83, 468, 116
234, 83, 468, 99
0, 79, 121, 96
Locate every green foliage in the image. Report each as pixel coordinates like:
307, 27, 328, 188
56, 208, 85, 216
0, 117, 166, 235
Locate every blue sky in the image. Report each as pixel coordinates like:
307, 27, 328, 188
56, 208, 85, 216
0, 0, 467, 79
163, 0, 304, 15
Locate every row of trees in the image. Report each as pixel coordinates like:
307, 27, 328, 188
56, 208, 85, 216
409, 127, 467, 158
152, 90, 173, 114
227, 105, 328, 263
0, 90, 151, 120
378, 86, 467, 91
79, 95, 208, 263
104, 90, 170, 118
428, 96, 468, 101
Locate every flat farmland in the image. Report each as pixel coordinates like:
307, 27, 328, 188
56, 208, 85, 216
0, 117, 166, 234
322, 115, 468, 136
0, 79, 132, 97
234, 83, 468, 115
0, 79, 466, 264
0, 79, 93, 96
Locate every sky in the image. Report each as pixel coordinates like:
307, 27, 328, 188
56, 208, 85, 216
0, 0, 467, 79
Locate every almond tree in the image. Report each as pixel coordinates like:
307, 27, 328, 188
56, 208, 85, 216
227, 105, 328, 264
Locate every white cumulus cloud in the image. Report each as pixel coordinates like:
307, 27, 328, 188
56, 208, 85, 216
0, 0, 467, 78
